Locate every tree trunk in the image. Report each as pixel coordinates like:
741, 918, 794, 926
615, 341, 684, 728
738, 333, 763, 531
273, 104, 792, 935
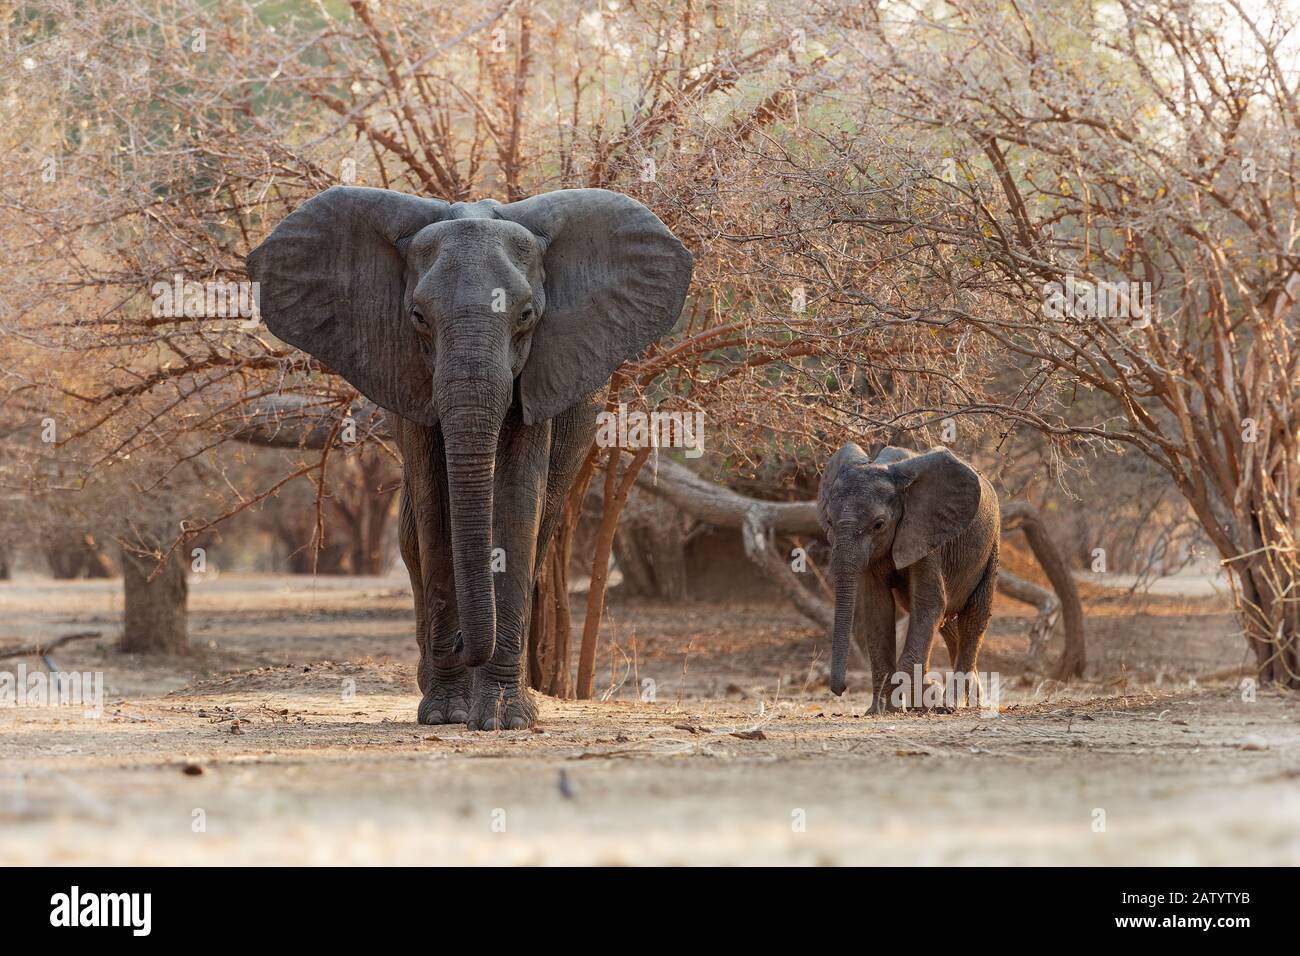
1000, 502, 1086, 680
527, 545, 554, 690
120, 547, 188, 653
525, 457, 592, 697
1176, 448, 1298, 689
343, 489, 396, 574
528, 543, 568, 694
46, 533, 114, 579
1228, 543, 1298, 688
612, 525, 659, 596
577, 446, 651, 699
612, 490, 690, 600
338, 453, 398, 574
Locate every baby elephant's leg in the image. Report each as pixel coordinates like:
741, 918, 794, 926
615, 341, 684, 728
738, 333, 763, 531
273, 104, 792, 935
895, 560, 946, 709
861, 575, 897, 713
939, 619, 960, 668
952, 551, 999, 707
939, 620, 961, 708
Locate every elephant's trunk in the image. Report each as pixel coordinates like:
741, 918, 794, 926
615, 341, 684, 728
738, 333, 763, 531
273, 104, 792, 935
829, 550, 861, 697
437, 377, 510, 670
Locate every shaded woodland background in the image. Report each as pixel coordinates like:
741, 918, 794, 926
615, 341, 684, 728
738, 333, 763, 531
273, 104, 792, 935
1, 0, 1296, 692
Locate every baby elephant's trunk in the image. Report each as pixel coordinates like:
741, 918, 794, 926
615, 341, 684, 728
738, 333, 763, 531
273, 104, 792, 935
829, 554, 860, 696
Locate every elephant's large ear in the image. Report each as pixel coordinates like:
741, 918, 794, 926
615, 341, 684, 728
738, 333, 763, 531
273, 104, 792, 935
496, 189, 694, 424
889, 448, 982, 568
818, 442, 869, 539
246, 186, 450, 425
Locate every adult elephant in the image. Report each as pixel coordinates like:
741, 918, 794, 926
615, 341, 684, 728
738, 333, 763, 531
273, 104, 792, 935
247, 186, 693, 729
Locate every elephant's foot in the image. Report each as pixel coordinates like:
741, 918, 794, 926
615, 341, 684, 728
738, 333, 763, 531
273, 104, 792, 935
921, 674, 954, 712
945, 669, 983, 710
417, 668, 473, 725
866, 690, 899, 715
887, 668, 952, 713
467, 672, 536, 731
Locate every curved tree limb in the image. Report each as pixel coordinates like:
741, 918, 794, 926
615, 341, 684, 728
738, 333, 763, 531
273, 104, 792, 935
1000, 502, 1087, 680
995, 569, 1060, 671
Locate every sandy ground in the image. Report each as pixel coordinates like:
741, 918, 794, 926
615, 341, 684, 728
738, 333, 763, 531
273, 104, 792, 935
0, 572, 1296, 865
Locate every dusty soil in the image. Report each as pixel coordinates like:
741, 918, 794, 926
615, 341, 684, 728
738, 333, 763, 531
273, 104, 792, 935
0, 572, 1296, 865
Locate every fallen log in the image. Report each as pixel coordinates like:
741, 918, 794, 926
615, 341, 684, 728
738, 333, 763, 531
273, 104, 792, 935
637, 455, 820, 534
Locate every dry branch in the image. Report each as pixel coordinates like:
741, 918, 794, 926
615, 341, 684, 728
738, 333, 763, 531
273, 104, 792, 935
0, 631, 103, 661
220, 396, 389, 449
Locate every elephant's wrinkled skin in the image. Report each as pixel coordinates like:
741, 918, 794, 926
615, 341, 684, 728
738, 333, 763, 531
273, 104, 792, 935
816, 444, 1000, 710
248, 187, 693, 729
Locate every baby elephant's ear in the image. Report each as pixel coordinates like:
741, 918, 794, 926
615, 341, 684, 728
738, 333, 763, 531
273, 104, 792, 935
496, 189, 694, 424
890, 449, 982, 569
246, 187, 450, 425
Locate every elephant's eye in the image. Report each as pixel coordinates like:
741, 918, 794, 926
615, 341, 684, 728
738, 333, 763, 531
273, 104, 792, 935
519, 305, 537, 327
871, 518, 887, 532
410, 308, 429, 330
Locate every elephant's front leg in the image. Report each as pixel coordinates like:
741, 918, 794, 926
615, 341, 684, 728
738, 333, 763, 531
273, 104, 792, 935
400, 484, 468, 724
394, 419, 472, 725
894, 558, 946, 710
860, 571, 898, 714
467, 413, 551, 730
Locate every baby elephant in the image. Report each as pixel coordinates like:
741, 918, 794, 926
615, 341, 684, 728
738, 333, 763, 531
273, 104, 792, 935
817, 444, 999, 710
